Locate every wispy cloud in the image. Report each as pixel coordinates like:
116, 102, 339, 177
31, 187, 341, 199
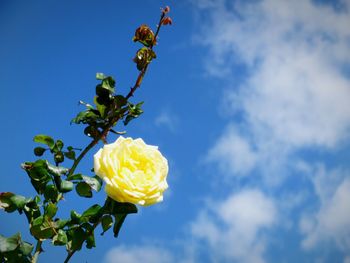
191, 189, 277, 263
300, 165, 350, 256
154, 111, 179, 133
105, 245, 174, 263
206, 124, 257, 176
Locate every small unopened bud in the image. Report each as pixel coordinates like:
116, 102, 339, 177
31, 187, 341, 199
162, 6, 170, 14
161, 17, 172, 26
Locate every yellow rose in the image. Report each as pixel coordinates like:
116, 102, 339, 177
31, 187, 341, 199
94, 136, 168, 206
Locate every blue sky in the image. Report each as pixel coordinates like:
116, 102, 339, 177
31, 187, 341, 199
1, 0, 350, 262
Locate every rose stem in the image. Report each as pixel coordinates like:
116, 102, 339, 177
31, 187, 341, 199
67, 12, 167, 178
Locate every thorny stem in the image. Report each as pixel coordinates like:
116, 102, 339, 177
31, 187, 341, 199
68, 10, 167, 177
63, 9, 167, 263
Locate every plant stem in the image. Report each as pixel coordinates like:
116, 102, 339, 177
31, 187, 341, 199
63, 249, 75, 263
67, 11, 167, 177
67, 138, 98, 178
63, 11, 167, 263
31, 240, 42, 263
125, 12, 166, 100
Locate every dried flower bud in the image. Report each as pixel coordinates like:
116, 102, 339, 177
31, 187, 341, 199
161, 17, 172, 26
132, 24, 156, 47
162, 6, 170, 14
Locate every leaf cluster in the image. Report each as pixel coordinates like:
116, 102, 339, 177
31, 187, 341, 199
71, 73, 144, 140
0, 233, 33, 262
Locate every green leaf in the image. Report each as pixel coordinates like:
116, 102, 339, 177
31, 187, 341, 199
112, 201, 138, 215
44, 185, 59, 202
86, 232, 95, 249
67, 173, 83, 181
33, 135, 55, 149
0, 192, 16, 212
64, 150, 76, 160
123, 115, 136, 126
0, 233, 33, 262
51, 140, 64, 154
0, 233, 20, 253
0, 192, 28, 213
94, 96, 107, 117
31, 215, 44, 227
76, 182, 92, 198
19, 241, 34, 256
67, 227, 86, 251
104, 197, 138, 215
30, 216, 55, 240
101, 215, 113, 235
45, 202, 58, 219
71, 109, 100, 125
82, 175, 102, 192
123, 102, 144, 125
21, 160, 51, 194
22, 160, 50, 181
34, 147, 46, 156
70, 210, 82, 224
113, 214, 127, 238
52, 229, 67, 246
47, 162, 68, 176
82, 204, 102, 218
23, 199, 41, 224
52, 219, 68, 229
60, 180, 74, 193
96, 72, 106, 80
101, 76, 116, 93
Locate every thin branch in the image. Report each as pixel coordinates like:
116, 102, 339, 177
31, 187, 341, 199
31, 240, 42, 263
125, 11, 166, 100
67, 10, 167, 177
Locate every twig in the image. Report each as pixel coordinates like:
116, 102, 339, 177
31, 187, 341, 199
125, 11, 166, 100
31, 240, 42, 263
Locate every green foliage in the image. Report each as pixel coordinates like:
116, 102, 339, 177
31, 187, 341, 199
0, 233, 33, 262
101, 215, 113, 235
33, 135, 55, 149
124, 102, 144, 125
133, 47, 156, 71
53, 229, 68, 246
0, 192, 28, 213
34, 147, 46, 157
76, 182, 93, 198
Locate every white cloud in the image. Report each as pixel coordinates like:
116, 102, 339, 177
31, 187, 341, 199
191, 189, 277, 263
300, 167, 350, 255
207, 125, 257, 176
198, 0, 350, 175
154, 111, 178, 133
105, 245, 173, 263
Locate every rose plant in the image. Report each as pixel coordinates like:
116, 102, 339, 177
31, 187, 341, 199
0, 6, 171, 263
